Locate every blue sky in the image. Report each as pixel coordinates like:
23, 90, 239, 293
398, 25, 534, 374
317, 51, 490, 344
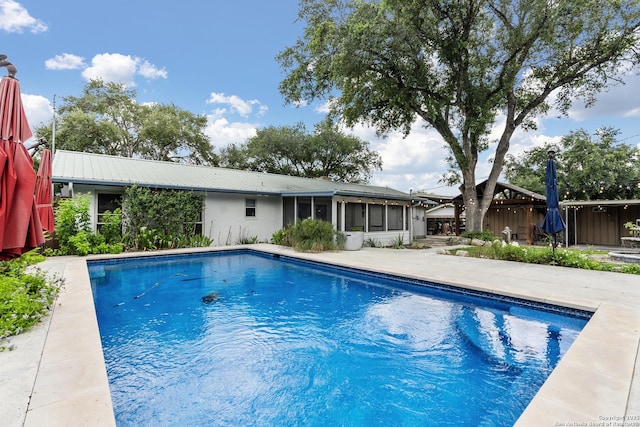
3, 0, 640, 196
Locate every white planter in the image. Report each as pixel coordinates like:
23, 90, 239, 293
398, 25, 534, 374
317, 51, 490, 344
344, 231, 364, 251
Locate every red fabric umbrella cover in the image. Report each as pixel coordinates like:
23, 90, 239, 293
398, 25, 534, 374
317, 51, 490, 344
0, 75, 45, 259
0, 76, 32, 144
35, 148, 54, 233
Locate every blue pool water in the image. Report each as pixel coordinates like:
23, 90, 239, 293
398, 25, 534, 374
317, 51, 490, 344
89, 250, 590, 426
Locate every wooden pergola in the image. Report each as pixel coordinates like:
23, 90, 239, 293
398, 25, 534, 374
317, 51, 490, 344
451, 181, 547, 243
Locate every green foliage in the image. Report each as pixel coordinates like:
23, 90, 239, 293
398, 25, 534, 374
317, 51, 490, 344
461, 230, 496, 242
0, 251, 60, 348
50, 190, 206, 255
121, 227, 212, 251
272, 226, 293, 246
100, 209, 123, 244
189, 234, 214, 248
122, 185, 206, 250
278, 0, 640, 231
505, 128, 640, 200
54, 194, 92, 255
130, 226, 158, 251
67, 230, 92, 256
388, 234, 406, 249
365, 237, 383, 248
451, 244, 640, 275
34, 79, 218, 166
52, 194, 124, 256
236, 231, 259, 245
287, 218, 344, 252
219, 118, 382, 183
624, 221, 640, 237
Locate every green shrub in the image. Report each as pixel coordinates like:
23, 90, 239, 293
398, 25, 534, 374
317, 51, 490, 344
450, 243, 640, 275
288, 218, 344, 252
620, 264, 640, 274
0, 251, 60, 348
272, 226, 293, 246
122, 185, 204, 250
100, 209, 123, 244
51, 195, 124, 256
461, 230, 496, 241
365, 237, 383, 248
55, 194, 92, 255
236, 227, 259, 244
189, 234, 214, 248
67, 230, 92, 256
388, 234, 406, 249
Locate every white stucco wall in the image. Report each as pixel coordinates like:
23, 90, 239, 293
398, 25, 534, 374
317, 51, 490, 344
363, 231, 410, 246
203, 193, 282, 245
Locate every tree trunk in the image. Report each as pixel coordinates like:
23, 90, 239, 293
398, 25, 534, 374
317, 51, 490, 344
461, 185, 484, 232
460, 162, 499, 233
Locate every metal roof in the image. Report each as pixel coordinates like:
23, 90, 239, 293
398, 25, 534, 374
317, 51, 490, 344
52, 150, 412, 200
451, 180, 546, 203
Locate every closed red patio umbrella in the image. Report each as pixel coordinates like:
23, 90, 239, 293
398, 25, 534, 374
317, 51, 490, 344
35, 146, 54, 234
0, 54, 45, 260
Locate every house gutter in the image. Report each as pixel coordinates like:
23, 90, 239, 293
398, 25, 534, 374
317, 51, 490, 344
51, 178, 283, 197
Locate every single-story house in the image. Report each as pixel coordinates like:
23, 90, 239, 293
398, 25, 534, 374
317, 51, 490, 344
52, 150, 418, 246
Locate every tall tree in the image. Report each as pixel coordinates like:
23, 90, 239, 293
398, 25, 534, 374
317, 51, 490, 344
277, 0, 640, 231
34, 80, 218, 165
505, 128, 640, 200
219, 119, 382, 183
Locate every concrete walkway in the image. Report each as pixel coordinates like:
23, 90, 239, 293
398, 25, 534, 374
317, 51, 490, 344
1, 245, 639, 426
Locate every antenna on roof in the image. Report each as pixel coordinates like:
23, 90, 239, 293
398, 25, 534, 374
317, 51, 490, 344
0, 54, 17, 78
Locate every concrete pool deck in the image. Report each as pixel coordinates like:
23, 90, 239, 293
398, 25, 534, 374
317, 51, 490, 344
1, 244, 639, 426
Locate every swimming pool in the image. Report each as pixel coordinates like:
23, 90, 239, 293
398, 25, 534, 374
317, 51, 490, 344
88, 250, 590, 426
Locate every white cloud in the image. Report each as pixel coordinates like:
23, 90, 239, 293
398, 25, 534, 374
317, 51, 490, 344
82, 53, 138, 86
21, 93, 52, 128
45, 53, 85, 70
348, 110, 572, 195
257, 104, 269, 117
543, 70, 640, 122
346, 118, 456, 194
0, 0, 47, 33
137, 60, 168, 80
624, 107, 640, 118
207, 92, 263, 118
78, 53, 167, 87
315, 101, 331, 114
205, 116, 258, 150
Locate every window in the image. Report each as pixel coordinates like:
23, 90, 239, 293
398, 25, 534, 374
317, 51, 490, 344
368, 204, 385, 232
345, 202, 365, 231
388, 205, 404, 231
191, 208, 204, 235
314, 197, 332, 222
245, 198, 256, 217
97, 193, 122, 231
283, 197, 295, 227
297, 197, 312, 221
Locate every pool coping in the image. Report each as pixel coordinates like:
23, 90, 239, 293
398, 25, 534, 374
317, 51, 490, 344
17, 244, 640, 426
